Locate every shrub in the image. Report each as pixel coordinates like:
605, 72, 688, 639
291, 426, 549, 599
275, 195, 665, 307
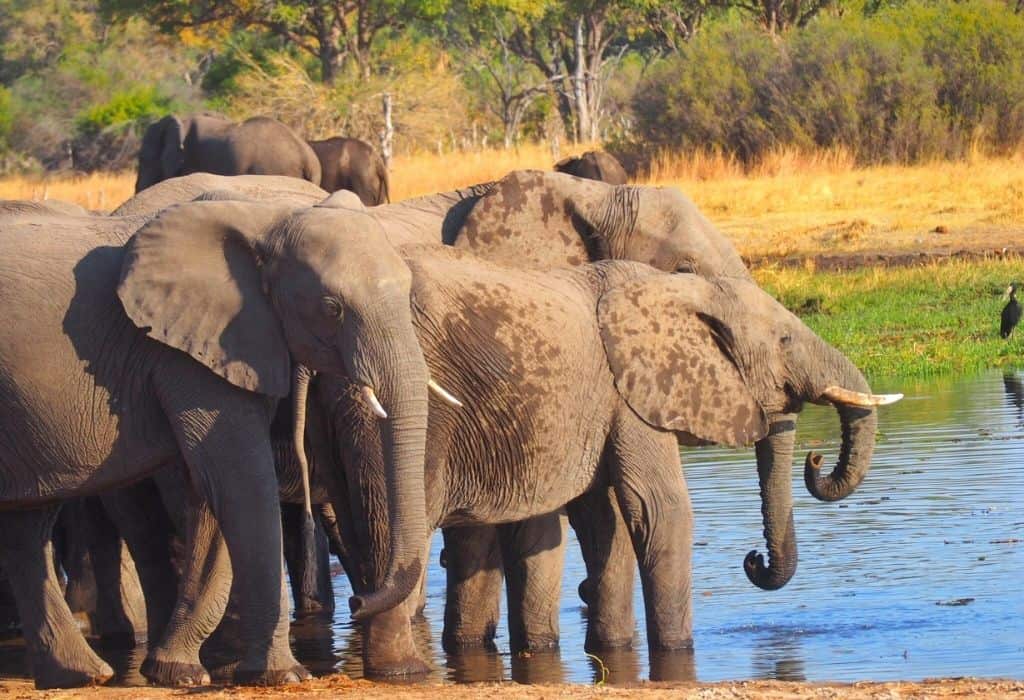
631, 0, 1024, 165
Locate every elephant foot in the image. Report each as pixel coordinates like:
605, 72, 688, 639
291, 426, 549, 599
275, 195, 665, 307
140, 656, 211, 687
232, 664, 310, 686
364, 654, 431, 678
442, 634, 498, 654
31, 653, 114, 690
647, 636, 694, 652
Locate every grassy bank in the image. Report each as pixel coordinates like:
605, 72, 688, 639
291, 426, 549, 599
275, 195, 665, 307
757, 257, 1024, 379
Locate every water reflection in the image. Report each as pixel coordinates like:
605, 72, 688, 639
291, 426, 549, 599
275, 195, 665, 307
1, 370, 1022, 685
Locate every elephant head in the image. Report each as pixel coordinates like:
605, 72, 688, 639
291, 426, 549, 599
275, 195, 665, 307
454, 170, 749, 279
135, 115, 187, 193
597, 272, 900, 591
117, 199, 428, 618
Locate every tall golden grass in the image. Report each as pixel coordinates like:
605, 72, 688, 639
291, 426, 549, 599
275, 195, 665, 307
1, 144, 1021, 261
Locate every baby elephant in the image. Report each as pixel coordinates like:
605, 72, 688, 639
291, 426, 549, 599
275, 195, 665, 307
317, 246, 898, 675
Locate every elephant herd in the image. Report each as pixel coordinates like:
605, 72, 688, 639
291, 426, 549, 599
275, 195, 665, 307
0, 163, 901, 690
135, 113, 390, 206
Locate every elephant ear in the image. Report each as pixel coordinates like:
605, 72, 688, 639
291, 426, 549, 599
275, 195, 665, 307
157, 115, 185, 177
598, 275, 768, 447
118, 200, 295, 397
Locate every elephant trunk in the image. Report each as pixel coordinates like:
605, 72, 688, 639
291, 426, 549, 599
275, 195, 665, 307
805, 353, 879, 502
290, 364, 319, 605
347, 314, 429, 622
744, 415, 798, 590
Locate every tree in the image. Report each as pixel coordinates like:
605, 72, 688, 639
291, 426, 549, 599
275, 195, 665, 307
732, 0, 837, 34
101, 0, 444, 83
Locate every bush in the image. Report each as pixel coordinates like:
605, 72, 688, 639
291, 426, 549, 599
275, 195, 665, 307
0, 87, 12, 151
74, 86, 174, 136
631, 0, 1024, 165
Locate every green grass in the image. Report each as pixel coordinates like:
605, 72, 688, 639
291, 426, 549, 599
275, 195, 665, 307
755, 257, 1024, 380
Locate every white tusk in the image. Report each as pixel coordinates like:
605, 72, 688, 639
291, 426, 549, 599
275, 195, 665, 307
360, 385, 388, 419
428, 378, 464, 408
821, 385, 904, 407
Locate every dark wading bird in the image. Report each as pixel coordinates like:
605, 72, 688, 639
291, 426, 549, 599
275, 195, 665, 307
1001, 282, 1021, 339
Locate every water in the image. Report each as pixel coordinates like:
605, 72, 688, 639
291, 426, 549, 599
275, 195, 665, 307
2, 370, 1023, 684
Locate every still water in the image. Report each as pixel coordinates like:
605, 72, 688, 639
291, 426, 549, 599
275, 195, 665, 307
2, 370, 1023, 684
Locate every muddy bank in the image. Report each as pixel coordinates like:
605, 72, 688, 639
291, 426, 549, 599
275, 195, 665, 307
746, 245, 1024, 272
1, 676, 1022, 699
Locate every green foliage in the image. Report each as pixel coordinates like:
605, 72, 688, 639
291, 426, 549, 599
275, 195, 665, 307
632, 0, 1024, 164
757, 258, 1024, 379
74, 87, 174, 136
0, 87, 12, 150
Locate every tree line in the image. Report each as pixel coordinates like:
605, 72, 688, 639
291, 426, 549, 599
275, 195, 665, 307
1, 0, 1022, 173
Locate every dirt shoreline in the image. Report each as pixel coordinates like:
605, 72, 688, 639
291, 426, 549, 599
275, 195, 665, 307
1, 676, 1022, 698
745, 244, 1024, 272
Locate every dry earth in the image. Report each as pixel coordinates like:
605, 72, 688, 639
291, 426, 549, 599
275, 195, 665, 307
1, 677, 1023, 699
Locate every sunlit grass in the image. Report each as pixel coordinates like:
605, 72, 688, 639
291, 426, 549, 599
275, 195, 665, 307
756, 257, 1024, 380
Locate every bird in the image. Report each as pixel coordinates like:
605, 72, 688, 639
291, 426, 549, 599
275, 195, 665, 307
1001, 282, 1021, 339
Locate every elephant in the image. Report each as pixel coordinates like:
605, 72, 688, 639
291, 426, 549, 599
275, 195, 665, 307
308, 137, 390, 205
436, 168, 753, 655
553, 151, 629, 185
134, 114, 322, 193
115, 173, 328, 218
0, 198, 431, 688
269, 170, 754, 669
308, 244, 898, 675
0, 199, 94, 218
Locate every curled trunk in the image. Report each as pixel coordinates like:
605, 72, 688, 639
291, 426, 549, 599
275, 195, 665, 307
745, 415, 797, 590
805, 351, 878, 501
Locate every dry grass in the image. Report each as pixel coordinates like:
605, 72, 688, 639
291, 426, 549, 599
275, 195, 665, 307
1, 146, 1022, 263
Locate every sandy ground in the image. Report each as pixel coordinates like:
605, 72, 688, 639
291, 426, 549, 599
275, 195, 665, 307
1, 676, 1022, 699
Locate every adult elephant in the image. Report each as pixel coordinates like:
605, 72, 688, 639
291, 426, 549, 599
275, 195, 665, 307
292, 171, 756, 669
308, 137, 390, 205
313, 246, 898, 674
553, 150, 628, 185
134, 114, 322, 193
0, 200, 429, 688
439, 168, 753, 656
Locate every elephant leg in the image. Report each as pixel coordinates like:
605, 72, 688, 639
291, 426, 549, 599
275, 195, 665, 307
566, 485, 637, 650
100, 480, 179, 646
497, 512, 566, 654
0, 506, 114, 689
57, 498, 143, 646
360, 536, 433, 677
281, 503, 334, 617
609, 412, 693, 651
154, 367, 306, 686
141, 490, 231, 686
441, 525, 502, 653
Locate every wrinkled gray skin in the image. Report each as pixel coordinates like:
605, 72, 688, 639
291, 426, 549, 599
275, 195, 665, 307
134, 114, 322, 193
308, 137, 390, 205
316, 246, 879, 674
0, 200, 429, 688
442, 168, 758, 656
553, 150, 629, 185
0, 199, 95, 218
116, 172, 328, 218
295, 171, 757, 673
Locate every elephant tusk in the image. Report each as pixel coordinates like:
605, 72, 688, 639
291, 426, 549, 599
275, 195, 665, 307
360, 385, 388, 419
821, 385, 904, 407
428, 378, 463, 408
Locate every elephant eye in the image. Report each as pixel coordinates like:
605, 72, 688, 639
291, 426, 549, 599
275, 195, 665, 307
320, 296, 344, 320
674, 262, 696, 274
780, 333, 793, 346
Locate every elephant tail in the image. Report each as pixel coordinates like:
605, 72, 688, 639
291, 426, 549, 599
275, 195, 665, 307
291, 364, 319, 600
